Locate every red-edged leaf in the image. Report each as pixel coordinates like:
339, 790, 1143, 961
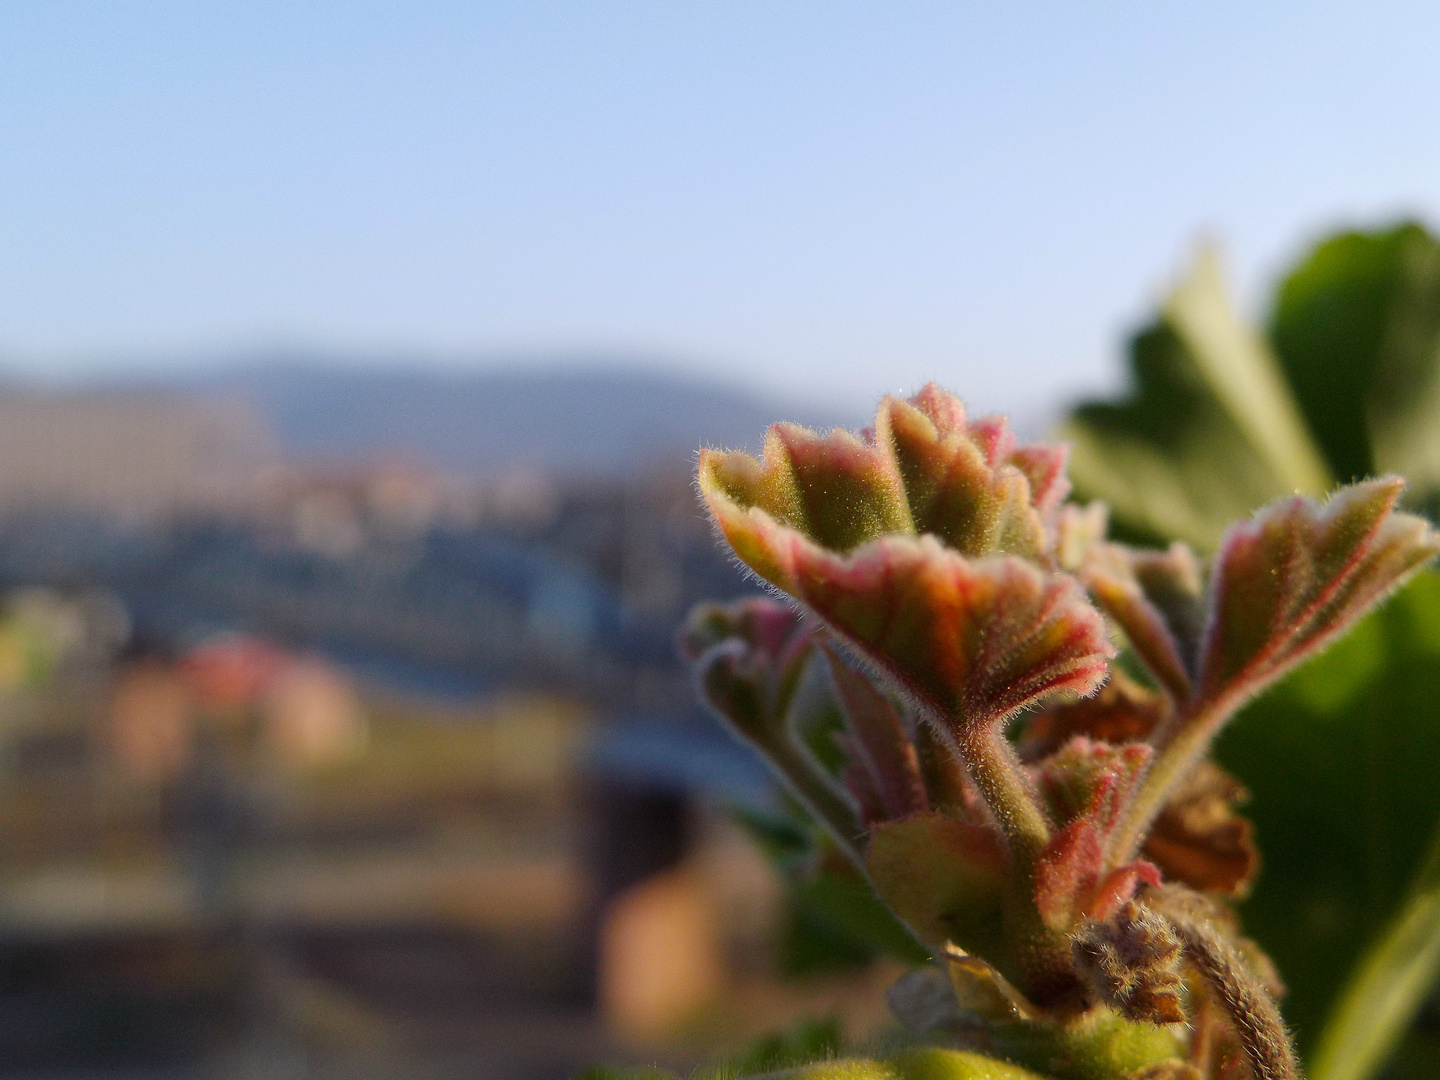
1032, 736, 1153, 830
1083, 542, 1204, 702
1084, 861, 1163, 923
1009, 443, 1072, 522
1018, 673, 1167, 761
678, 596, 808, 669
694, 641, 773, 743
697, 384, 1072, 578
781, 535, 1112, 734
1129, 543, 1207, 666
1199, 477, 1440, 703
1034, 818, 1161, 931
823, 645, 928, 822
874, 393, 1046, 559
1034, 820, 1105, 930
679, 598, 813, 742
1031, 737, 1158, 930
867, 812, 1006, 948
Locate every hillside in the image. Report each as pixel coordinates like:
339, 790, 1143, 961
183, 363, 851, 478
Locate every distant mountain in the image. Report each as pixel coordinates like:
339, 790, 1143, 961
176, 363, 854, 478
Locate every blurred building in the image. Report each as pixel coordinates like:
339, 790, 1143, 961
0, 390, 275, 522
0, 398, 857, 1078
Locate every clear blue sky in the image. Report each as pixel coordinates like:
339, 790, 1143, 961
2, 3, 1437, 414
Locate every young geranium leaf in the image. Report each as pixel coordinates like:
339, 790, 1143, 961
680, 598, 813, 741
1009, 443, 1073, 523
1142, 761, 1258, 897
1198, 477, 1440, 706
695, 640, 775, 745
681, 598, 865, 861
822, 644, 929, 822
699, 384, 1071, 573
1019, 674, 1167, 761
866, 812, 1005, 950
1105, 478, 1440, 894
1032, 739, 1160, 930
1034, 737, 1153, 829
1034, 816, 1160, 931
697, 387, 1114, 750
679, 595, 811, 669
874, 391, 1047, 559
1083, 546, 1196, 703
1128, 543, 1207, 665
1020, 691, 1256, 897
763, 536, 1113, 737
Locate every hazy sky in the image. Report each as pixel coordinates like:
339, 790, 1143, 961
2, 3, 1437, 414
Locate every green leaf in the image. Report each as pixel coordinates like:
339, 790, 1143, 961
1215, 573, 1440, 1054
785, 871, 932, 971
1310, 821, 1440, 1080
866, 812, 1004, 952
763, 1047, 1054, 1079
1198, 479, 1439, 706
1063, 251, 1328, 550
705, 1016, 845, 1077
1165, 245, 1333, 497
1271, 222, 1440, 497
728, 806, 929, 972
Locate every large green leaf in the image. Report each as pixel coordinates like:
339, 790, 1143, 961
1271, 223, 1440, 501
1310, 817, 1440, 1080
1064, 223, 1440, 1077
1215, 572, 1440, 1059
1168, 246, 1333, 498
1063, 250, 1318, 550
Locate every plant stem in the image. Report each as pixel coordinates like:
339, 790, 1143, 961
761, 731, 867, 870
955, 724, 1052, 868
1164, 898, 1301, 1080
1106, 690, 1241, 867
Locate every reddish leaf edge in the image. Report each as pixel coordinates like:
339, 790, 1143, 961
1106, 478, 1440, 868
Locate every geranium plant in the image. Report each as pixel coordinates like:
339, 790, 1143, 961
669, 384, 1439, 1080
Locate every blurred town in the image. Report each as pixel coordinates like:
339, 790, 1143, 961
0, 373, 892, 1080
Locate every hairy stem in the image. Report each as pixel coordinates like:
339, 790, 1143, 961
760, 730, 867, 870
917, 722, 975, 816
1166, 900, 1301, 1080
954, 724, 1052, 867
1107, 689, 1244, 866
